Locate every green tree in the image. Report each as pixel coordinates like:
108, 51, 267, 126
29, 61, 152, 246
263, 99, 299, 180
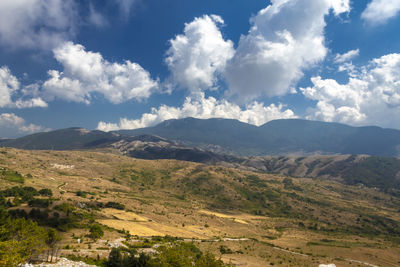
107, 247, 124, 267
89, 224, 104, 240
0, 217, 47, 266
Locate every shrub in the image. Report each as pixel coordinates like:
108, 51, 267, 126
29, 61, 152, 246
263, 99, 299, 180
28, 198, 52, 208
76, 190, 87, 198
39, 188, 53, 197
105, 202, 125, 210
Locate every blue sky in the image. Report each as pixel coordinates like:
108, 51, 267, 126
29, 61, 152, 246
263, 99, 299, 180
1, 0, 400, 138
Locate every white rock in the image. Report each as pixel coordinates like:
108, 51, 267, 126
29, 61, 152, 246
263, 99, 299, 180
20, 258, 97, 267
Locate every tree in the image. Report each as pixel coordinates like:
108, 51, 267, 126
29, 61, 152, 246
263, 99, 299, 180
89, 224, 104, 240
107, 248, 123, 267
0, 217, 48, 266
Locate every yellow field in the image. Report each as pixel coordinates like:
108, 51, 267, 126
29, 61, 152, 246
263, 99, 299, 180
101, 208, 148, 222
198, 209, 265, 225
98, 219, 210, 239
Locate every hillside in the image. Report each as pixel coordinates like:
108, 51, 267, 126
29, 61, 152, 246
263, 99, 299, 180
235, 155, 400, 193
119, 118, 400, 157
0, 148, 400, 266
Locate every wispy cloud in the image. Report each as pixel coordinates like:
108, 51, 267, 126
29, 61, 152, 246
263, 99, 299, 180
334, 49, 360, 64
362, 0, 400, 25
0, 113, 47, 138
0, 66, 47, 108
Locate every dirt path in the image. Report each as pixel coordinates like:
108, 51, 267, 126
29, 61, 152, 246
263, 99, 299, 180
273, 247, 309, 257
58, 182, 68, 193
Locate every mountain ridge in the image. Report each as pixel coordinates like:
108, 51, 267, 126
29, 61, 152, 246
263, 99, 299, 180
2, 118, 400, 157
119, 118, 400, 157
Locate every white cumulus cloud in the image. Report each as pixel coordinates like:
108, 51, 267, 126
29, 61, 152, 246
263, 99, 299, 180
0, 66, 47, 109
361, 0, 400, 25
224, 0, 350, 101
166, 15, 234, 92
97, 92, 297, 131
301, 53, 400, 128
42, 42, 159, 104
0, 113, 46, 138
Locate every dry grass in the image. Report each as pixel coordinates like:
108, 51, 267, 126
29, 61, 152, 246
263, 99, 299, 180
101, 208, 148, 222
1, 147, 400, 266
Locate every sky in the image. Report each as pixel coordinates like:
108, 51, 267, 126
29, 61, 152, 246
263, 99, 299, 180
1, 0, 400, 138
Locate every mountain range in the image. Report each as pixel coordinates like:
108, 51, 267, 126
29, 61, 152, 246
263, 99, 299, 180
121, 118, 400, 157
2, 118, 400, 157
2, 118, 400, 192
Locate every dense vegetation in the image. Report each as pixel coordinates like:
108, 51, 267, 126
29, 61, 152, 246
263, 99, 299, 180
0, 185, 100, 266
0, 186, 60, 266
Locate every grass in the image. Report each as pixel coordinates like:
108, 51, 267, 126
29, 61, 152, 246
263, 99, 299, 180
0, 168, 24, 183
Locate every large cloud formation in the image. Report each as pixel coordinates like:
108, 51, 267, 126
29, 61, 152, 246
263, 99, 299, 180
361, 0, 400, 25
301, 53, 400, 128
166, 15, 234, 92
224, 0, 350, 101
97, 92, 296, 131
42, 42, 158, 104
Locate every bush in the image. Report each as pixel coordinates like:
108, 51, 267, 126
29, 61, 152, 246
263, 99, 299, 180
76, 190, 87, 198
105, 202, 125, 210
28, 198, 52, 208
38, 188, 53, 197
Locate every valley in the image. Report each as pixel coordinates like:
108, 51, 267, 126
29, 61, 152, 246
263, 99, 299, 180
0, 147, 400, 266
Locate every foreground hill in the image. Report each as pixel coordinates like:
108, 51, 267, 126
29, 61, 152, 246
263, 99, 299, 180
0, 148, 399, 266
120, 118, 400, 157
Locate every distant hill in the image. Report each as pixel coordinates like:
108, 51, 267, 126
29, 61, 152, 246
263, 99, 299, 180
110, 134, 241, 164
1, 127, 121, 150
2, 118, 400, 157
119, 117, 262, 155
119, 118, 400, 157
